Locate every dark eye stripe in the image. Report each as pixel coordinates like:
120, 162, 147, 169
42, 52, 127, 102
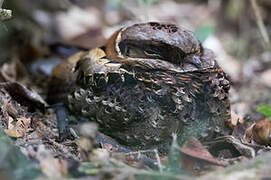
118, 39, 200, 68
144, 49, 163, 59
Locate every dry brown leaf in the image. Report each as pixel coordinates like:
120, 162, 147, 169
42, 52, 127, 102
227, 111, 244, 129
251, 118, 271, 145
0, 63, 17, 82
243, 123, 255, 143
181, 137, 227, 166
0, 82, 46, 111
181, 137, 227, 175
0, 59, 29, 82
55, 6, 101, 41
4, 117, 31, 137
67, 29, 106, 49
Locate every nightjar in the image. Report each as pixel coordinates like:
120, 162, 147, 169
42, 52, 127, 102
49, 22, 231, 153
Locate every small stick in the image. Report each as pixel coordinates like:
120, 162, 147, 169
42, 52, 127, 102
153, 149, 162, 173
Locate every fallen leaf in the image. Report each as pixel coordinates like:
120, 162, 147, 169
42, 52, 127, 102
67, 28, 106, 49
251, 118, 271, 146
243, 123, 255, 143
180, 137, 227, 175
182, 137, 227, 165
4, 117, 31, 138
0, 59, 29, 82
55, 6, 101, 41
0, 82, 46, 111
227, 111, 244, 129
0, 63, 17, 82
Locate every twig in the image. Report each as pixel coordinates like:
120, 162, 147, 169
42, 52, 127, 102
153, 149, 162, 173
250, 0, 270, 49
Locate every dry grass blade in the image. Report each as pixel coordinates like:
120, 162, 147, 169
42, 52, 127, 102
0, 0, 3, 8
250, 0, 270, 49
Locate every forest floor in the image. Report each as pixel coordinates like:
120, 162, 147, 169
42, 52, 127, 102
0, 0, 271, 179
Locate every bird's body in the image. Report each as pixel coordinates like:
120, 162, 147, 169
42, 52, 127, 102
49, 22, 231, 153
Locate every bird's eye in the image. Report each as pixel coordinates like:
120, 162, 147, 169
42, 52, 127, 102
124, 46, 130, 55
144, 49, 157, 56
119, 41, 165, 60
144, 49, 163, 59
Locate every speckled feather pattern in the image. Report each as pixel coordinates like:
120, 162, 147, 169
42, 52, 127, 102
68, 56, 231, 151
50, 22, 231, 153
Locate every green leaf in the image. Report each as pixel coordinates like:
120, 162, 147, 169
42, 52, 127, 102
257, 105, 271, 118
195, 25, 215, 43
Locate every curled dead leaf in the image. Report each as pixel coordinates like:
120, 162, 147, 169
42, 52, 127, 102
0, 63, 17, 82
250, 118, 271, 146
0, 59, 29, 82
244, 123, 255, 143
4, 117, 31, 138
181, 137, 227, 175
0, 82, 46, 111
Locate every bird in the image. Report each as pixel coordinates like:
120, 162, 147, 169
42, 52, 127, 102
50, 22, 231, 153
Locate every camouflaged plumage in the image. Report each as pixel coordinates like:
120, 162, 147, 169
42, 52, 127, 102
50, 22, 231, 153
